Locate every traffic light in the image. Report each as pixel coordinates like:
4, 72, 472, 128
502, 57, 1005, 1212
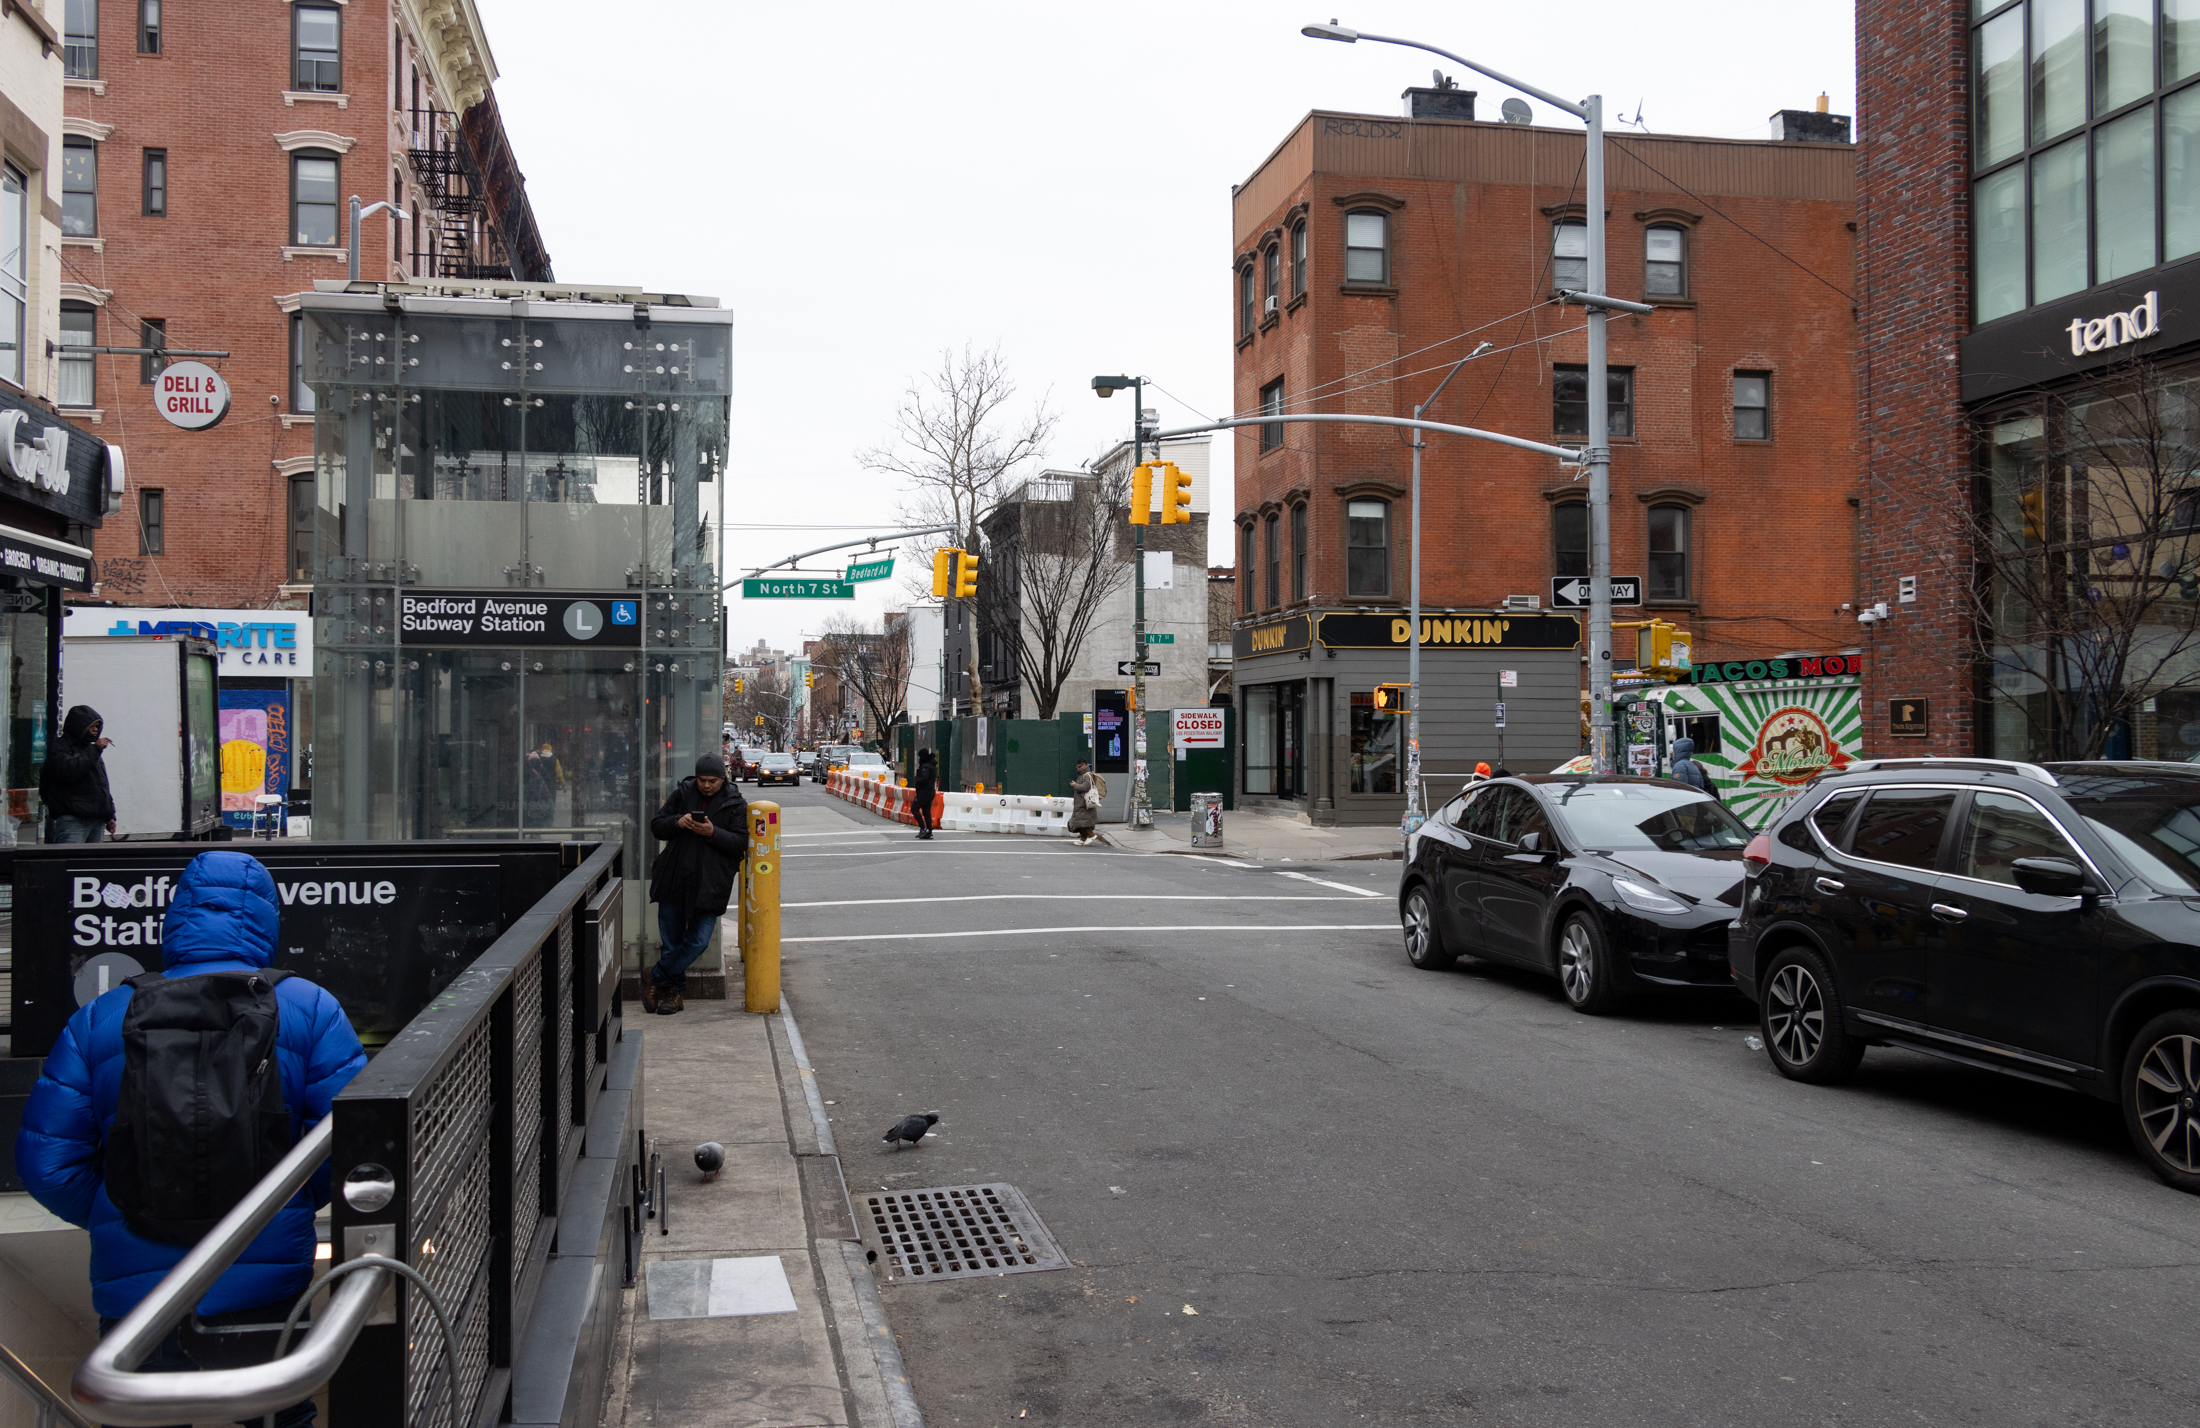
954, 550, 979, 599
805, 670, 814, 688
734, 676, 744, 694
1618, 621, 1693, 680
754, 715, 764, 727
932, 548, 956, 597
1160, 463, 1194, 524
2020, 486, 2047, 544
1129, 463, 1153, 526
1372, 683, 1410, 713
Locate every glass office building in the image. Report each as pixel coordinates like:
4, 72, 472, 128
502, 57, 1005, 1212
299, 284, 729, 959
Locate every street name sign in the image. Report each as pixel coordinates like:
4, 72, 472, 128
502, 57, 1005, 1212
1550, 576, 1643, 608
844, 557, 894, 584
742, 577, 855, 599
1116, 660, 1161, 676
1144, 632, 1175, 644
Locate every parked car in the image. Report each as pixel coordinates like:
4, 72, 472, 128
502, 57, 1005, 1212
845, 751, 888, 775
754, 751, 801, 787
1398, 775, 1751, 1012
1730, 757, 2200, 1193
820, 744, 860, 773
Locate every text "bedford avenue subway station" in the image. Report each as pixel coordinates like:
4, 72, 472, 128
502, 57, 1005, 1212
69, 873, 399, 947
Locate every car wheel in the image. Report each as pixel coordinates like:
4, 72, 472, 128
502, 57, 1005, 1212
2121, 1011, 2200, 1193
1556, 911, 1622, 1015
1758, 946, 1864, 1084
1402, 885, 1455, 971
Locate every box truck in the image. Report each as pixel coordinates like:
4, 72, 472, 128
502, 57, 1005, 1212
58, 634, 221, 839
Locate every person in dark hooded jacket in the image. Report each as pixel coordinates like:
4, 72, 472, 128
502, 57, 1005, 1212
644, 753, 749, 1015
15, 851, 364, 1426
40, 704, 114, 842
1669, 737, 1715, 796
911, 749, 938, 840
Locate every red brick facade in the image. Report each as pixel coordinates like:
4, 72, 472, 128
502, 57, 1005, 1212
1230, 113, 1861, 673
58, 0, 538, 609
1854, 0, 1976, 756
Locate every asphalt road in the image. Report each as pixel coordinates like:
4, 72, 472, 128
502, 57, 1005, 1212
771, 783, 2200, 1427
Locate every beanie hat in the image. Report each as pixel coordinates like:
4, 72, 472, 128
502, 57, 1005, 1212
695, 753, 727, 779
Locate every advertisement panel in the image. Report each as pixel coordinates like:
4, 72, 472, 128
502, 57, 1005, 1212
1658, 677, 1863, 829
218, 687, 292, 829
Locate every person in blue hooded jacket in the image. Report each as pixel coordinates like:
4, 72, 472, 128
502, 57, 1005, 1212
15, 851, 365, 1426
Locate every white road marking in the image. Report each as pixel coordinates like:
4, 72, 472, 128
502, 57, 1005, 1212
784, 924, 1396, 943
1275, 870, 1388, 897
786, 847, 1228, 860
781, 832, 889, 842
784, 894, 1367, 908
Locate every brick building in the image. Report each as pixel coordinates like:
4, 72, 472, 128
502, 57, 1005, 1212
1858, 0, 2200, 762
1230, 92, 1859, 822
56, 0, 548, 612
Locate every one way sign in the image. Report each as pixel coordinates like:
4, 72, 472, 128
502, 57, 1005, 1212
1550, 575, 1644, 609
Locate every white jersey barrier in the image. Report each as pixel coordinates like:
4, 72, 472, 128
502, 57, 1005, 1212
824, 770, 1072, 837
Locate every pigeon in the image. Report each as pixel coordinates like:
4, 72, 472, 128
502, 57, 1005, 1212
883, 1113, 940, 1149
695, 1142, 725, 1180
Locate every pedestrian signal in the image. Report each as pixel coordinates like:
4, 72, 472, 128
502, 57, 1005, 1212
1129, 463, 1153, 526
1372, 683, 1410, 713
932, 548, 956, 597
954, 550, 979, 600
1159, 463, 1193, 525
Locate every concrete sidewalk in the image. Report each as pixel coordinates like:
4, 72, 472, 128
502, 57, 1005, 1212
1099, 805, 1403, 862
601, 981, 919, 1428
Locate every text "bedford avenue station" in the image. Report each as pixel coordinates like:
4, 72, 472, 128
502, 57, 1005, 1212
401, 596, 552, 636
70, 874, 400, 948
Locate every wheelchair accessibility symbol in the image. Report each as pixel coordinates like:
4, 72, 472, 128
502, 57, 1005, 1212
611, 602, 638, 626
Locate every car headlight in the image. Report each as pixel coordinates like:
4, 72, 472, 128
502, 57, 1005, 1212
1611, 876, 1690, 916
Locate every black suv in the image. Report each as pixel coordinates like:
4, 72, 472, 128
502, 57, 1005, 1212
1732, 757, 2200, 1192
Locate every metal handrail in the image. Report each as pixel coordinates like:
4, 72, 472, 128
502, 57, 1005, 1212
72, 1118, 391, 1424
0, 1340, 98, 1428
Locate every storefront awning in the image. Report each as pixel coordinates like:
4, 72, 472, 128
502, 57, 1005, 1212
0, 522, 94, 591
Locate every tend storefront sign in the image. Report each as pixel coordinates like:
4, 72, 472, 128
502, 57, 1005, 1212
154, 361, 231, 431
2066, 291, 2159, 356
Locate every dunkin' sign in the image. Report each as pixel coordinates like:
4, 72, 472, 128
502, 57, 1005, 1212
154, 361, 231, 431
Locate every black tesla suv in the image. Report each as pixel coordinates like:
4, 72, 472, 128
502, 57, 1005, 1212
1398, 775, 1752, 1013
1730, 757, 2200, 1192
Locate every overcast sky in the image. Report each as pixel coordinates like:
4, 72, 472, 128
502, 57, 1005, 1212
473, 0, 1856, 658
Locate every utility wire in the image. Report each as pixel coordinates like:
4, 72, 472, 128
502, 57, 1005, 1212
1607, 135, 1855, 302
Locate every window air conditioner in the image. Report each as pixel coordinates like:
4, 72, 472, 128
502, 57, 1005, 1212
1264, 295, 1278, 315
1504, 594, 1541, 611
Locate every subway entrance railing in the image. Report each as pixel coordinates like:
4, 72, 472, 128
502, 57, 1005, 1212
55, 839, 641, 1428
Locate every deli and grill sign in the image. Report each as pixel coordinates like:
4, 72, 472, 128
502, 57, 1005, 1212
154, 361, 231, 431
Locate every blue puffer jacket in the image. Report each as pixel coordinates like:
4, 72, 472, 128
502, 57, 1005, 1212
15, 851, 366, 1319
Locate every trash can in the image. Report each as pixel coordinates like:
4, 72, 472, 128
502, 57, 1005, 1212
1190, 792, 1223, 848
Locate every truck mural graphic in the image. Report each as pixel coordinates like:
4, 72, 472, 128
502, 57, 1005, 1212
1660, 676, 1862, 829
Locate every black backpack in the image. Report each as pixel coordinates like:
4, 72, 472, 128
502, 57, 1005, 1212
105, 970, 294, 1245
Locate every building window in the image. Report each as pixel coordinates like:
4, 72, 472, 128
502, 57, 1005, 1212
57, 303, 94, 408
140, 319, 166, 384
1259, 378, 1284, 452
1734, 371, 1771, 440
1553, 501, 1588, 579
1344, 210, 1388, 284
1291, 220, 1307, 298
290, 314, 316, 413
294, 4, 342, 91
291, 474, 316, 583
292, 151, 338, 246
1645, 226, 1686, 296
1973, 0, 2200, 322
138, 0, 161, 54
1346, 498, 1390, 597
0, 164, 23, 387
1553, 364, 1635, 437
1264, 514, 1280, 609
1241, 524, 1256, 612
63, 0, 95, 79
140, 489, 165, 557
62, 139, 96, 237
1263, 243, 1279, 317
142, 149, 166, 217
1552, 219, 1586, 288
1238, 263, 1255, 337
1290, 502, 1307, 602
1648, 504, 1690, 601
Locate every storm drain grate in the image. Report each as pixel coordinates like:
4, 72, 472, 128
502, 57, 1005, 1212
860, 1183, 1069, 1282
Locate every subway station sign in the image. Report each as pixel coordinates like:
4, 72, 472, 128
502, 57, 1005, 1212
396, 591, 643, 647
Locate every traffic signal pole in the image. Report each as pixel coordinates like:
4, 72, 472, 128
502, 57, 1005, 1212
1131, 378, 1150, 827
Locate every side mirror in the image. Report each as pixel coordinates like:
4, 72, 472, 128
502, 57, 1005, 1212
1517, 830, 1543, 853
1514, 830, 1557, 862
2010, 856, 2094, 900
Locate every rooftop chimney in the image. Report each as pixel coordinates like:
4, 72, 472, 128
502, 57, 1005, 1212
1769, 104, 1851, 144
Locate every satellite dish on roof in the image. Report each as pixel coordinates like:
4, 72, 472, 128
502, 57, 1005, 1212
1502, 98, 1533, 125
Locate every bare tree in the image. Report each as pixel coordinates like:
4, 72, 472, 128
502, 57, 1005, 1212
721, 666, 796, 749
977, 471, 1134, 719
812, 615, 914, 744
1956, 357, 2200, 760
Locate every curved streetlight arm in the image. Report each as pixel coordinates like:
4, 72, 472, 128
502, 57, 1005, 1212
1150, 412, 1582, 463
1301, 24, 1588, 121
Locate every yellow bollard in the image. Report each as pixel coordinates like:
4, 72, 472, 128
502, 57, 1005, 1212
742, 801, 781, 1012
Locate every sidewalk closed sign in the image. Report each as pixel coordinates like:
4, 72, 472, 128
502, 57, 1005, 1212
1174, 708, 1225, 757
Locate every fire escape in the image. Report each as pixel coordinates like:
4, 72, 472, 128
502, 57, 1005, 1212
404, 109, 516, 281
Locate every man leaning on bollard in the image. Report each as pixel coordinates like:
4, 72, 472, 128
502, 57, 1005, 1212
644, 753, 749, 1016
16, 850, 366, 1428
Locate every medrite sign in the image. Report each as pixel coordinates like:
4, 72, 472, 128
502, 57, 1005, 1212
153, 361, 232, 431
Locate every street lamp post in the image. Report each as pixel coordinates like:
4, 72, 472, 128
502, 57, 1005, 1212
1405, 341, 1493, 830
1093, 374, 1154, 826
1302, 22, 1648, 774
